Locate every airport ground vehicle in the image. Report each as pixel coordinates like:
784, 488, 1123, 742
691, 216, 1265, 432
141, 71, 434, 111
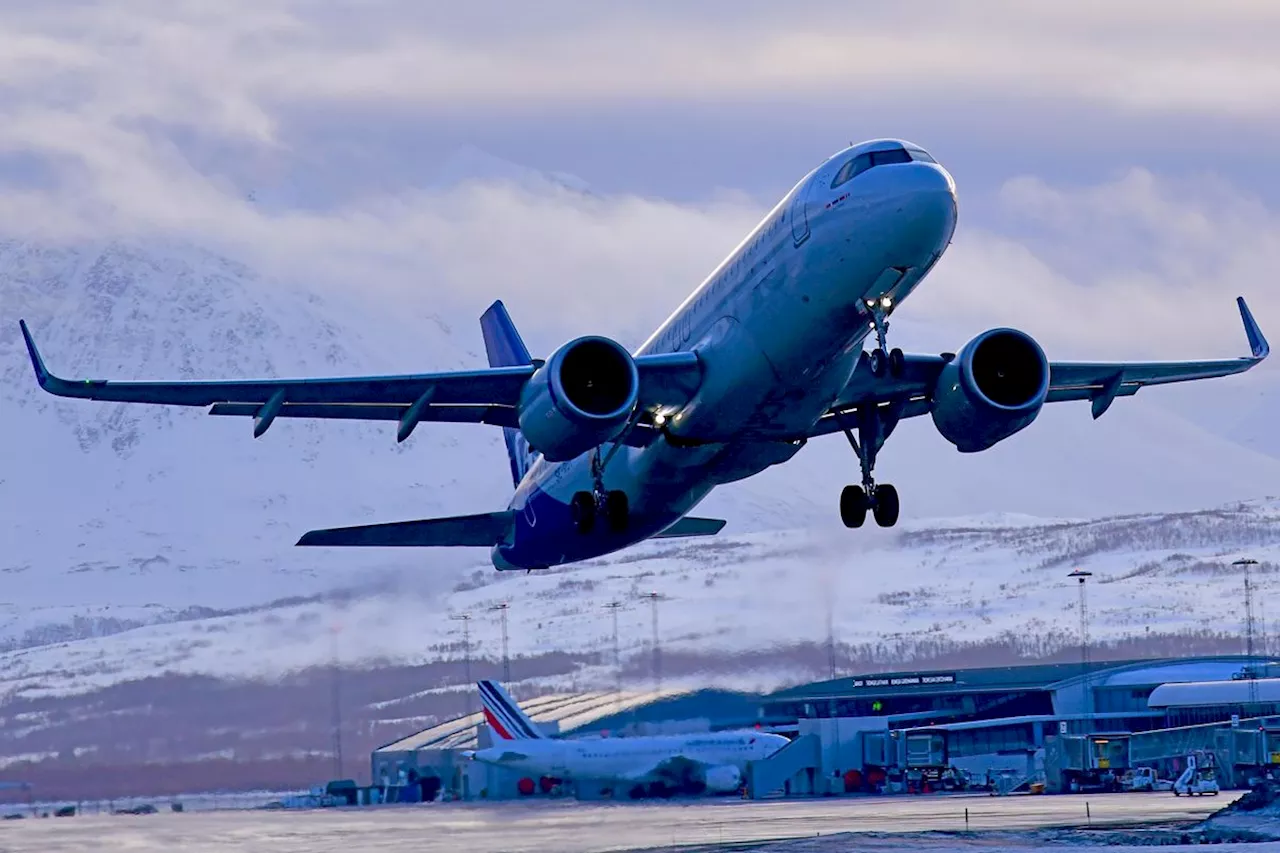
1173, 751, 1221, 796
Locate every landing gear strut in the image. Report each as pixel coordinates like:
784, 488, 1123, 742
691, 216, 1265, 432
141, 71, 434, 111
571, 443, 630, 534
837, 404, 903, 529
866, 303, 905, 379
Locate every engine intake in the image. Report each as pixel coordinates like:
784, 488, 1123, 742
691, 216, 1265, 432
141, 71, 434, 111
518, 336, 640, 461
930, 328, 1049, 453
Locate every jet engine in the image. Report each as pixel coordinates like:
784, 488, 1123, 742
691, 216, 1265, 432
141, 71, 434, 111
518, 336, 640, 461
930, 328, 1050, 453
701, 764, 743, 794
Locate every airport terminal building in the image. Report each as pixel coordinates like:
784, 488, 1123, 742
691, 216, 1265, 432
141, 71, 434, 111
370, 655, 1280, 801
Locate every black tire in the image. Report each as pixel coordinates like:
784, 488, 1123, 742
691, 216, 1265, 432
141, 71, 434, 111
571, 492, 596, 534
889, 348, 905, 376
873, 484, 900, 527
605, 490, 629, 532
840, 485, 868, 528
869, 349, 887, 377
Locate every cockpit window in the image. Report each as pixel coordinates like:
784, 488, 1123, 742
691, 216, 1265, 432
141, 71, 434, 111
831, 147, 917, 189
869, 148, 912, 167
906, 148, 936, 164
831, 153, 870, 189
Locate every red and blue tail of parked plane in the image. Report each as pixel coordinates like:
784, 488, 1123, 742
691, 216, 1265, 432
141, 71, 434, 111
477, 679, 545, 741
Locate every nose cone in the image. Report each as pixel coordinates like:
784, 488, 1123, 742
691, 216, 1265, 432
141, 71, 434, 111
894, 161, 957, 248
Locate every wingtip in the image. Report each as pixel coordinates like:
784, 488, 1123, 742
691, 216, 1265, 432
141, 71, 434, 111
17, 319, 50, 386
1237, 296, 1270, 360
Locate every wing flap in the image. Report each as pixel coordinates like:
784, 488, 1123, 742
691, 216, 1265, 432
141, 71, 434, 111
654, 516, 726, 538
208, 402, 521, 427
297, 511, 514, 547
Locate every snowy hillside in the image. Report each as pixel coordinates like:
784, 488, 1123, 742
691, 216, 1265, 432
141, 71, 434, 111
3, 500, 1279, 701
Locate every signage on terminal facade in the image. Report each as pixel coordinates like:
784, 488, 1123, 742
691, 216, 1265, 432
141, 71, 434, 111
846, 672, 957, 689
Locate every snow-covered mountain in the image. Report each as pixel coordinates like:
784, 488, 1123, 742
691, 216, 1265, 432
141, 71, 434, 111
3, 148, 1280, 701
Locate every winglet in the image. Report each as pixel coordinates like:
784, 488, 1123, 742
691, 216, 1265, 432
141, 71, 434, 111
18, 320, 51, 388
1238, 296, 1269, 360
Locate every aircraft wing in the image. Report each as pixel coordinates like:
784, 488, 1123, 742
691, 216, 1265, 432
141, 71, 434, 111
18, 321, 700, 442
807, 296, 1268, 438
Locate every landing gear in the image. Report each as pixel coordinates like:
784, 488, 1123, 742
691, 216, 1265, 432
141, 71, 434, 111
604, 490, 629, 533
572, 445, 631, 534
867, 304, 905, 378
836, 404, 903, 528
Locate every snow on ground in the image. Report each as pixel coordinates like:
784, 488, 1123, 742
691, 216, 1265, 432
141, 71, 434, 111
3, 500, 1279, 700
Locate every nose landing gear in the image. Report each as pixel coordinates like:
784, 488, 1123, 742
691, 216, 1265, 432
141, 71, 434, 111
836, 404, 903, 529
866, 302, 905, 379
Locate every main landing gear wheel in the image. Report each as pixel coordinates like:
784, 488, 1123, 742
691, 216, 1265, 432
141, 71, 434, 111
836, 401, 904, 530
604, 490, 629, 533
840, 485, 868, 528
872, 483, 899, 527
571, 491, 596, 534
839, 484, 898, 528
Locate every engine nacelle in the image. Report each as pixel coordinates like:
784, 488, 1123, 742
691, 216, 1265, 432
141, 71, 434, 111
701, 764, 743, 794
518, 336, 640, 461
930, 328, 1049, 453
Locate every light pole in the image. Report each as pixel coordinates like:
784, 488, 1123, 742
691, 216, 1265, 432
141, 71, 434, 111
330, 622, 343, 780
1068, 569, 1092, 732
489, 602, 511, 684
450, 613, 473, 719
642, 592, 666, 694
604, 600, 624, 708
1234, 558, 1260, 705
826, 599, 837, 681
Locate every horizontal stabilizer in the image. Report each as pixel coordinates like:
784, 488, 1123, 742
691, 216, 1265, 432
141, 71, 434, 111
654, 516, 726, 539
297, 511, 513, 547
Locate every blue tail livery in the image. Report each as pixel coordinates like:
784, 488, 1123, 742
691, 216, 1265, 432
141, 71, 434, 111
480, 300, 534, 487
17, 139, 1270, 570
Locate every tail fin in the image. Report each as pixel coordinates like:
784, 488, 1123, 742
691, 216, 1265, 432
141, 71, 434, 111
480, 301, 534, 487
478, 679, 545, 740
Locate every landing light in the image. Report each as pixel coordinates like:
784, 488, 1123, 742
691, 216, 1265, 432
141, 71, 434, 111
880, 296, 892, 309
865, 299, 876, 308
654, 413, 667, 427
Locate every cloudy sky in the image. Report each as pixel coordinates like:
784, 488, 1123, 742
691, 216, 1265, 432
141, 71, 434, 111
3, 0, 1279, 389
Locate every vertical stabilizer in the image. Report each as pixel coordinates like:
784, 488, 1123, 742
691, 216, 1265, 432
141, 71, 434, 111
477, 679, 545, 740
479, 301, 534, 487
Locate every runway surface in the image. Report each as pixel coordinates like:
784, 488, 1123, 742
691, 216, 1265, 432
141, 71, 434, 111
0, 791, 1239, 853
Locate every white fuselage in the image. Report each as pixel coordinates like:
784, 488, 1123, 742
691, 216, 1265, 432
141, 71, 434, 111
473, 730, 788, 789
496, 139, 956, 569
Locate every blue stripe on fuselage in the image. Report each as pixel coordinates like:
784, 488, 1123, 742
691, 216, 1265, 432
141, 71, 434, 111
494, 480, 686, 570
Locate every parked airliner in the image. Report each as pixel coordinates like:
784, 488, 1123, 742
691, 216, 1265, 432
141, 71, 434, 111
465, 680, 786, 798
19, 139, 1270, 570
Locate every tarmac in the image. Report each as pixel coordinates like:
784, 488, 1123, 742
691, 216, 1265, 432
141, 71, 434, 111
0, 791, 1240, 853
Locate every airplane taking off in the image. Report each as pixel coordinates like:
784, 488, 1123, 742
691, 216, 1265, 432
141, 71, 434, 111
464, 679, 788, 798
19, 139, 1271, 571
